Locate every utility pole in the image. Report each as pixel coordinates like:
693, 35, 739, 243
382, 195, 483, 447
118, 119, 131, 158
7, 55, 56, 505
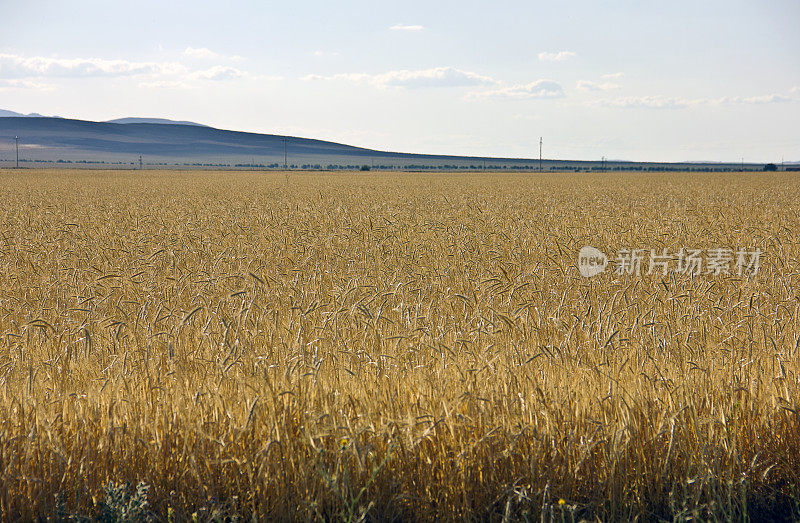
139, 155, 143, 170
741, 157, 744, 172
282, 137, 288, 170
539, 136, 542, 172
15, 136, 19, 169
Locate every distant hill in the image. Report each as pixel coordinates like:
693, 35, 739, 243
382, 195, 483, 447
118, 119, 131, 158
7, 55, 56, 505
2, 111, 202, 126
0, 115, 771, 171
0, 117, 382, 160
0, 109, 49, 118
105, 117, 208, 127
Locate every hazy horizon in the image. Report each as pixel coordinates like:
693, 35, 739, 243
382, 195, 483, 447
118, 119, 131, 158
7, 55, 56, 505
1, 1, 798, 163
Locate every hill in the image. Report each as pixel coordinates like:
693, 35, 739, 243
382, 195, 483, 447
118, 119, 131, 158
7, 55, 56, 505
104, 117, 208, 127
0, 109, 50, 118
0, 115, 767, 171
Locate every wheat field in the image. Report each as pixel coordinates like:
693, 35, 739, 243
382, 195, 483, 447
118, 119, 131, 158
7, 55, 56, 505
0, 169, 798, 521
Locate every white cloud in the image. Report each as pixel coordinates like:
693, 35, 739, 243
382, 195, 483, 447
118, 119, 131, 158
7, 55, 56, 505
304, 66, 496, 89
190, 65, 245, 81
722, 94, 792, 104
538, 51, 576, 62
0, 52, 185, 78
380, 67, 495, 88
0, 51, 259, 90
304, 70, 568, 102
466, 80, 565, 101
140, 71, 280, 89
303, 72, 372, 84
592, 96, 689, 109
390, 24, 425, 31
0, 78, 54, 91
184, 47, 220, 59
591, 92, 795, 109
313, 50, 341, 57
184, 47, 244, 62
576, 80, 619, 91
601, 72, 624, 79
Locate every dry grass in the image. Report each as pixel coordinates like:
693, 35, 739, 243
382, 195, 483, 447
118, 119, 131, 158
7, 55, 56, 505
0, 169, 799, 521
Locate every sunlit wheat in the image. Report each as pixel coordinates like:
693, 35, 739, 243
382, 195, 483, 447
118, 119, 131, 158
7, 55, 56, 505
0, 169, 798, 520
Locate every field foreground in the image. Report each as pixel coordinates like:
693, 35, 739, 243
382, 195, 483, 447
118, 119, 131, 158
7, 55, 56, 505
1, 169, 799, 521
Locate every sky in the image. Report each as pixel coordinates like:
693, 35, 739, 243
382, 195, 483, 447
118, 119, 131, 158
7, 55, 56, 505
0, 0, 798, 162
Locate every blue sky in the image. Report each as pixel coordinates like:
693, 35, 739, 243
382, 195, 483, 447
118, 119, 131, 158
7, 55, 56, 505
1, 0, 798, 162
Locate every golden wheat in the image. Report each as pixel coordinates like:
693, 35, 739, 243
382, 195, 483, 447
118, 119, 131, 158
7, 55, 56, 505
0, 169, 798, 520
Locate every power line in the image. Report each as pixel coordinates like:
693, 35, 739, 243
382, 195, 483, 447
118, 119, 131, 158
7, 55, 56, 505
15, 136, 19, 169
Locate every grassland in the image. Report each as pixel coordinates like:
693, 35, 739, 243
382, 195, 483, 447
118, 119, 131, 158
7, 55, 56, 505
0, 169, 799, 521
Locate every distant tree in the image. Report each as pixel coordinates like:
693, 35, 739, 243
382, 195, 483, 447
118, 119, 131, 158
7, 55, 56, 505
360, 165, 371, 171
763, 163, 778, 171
